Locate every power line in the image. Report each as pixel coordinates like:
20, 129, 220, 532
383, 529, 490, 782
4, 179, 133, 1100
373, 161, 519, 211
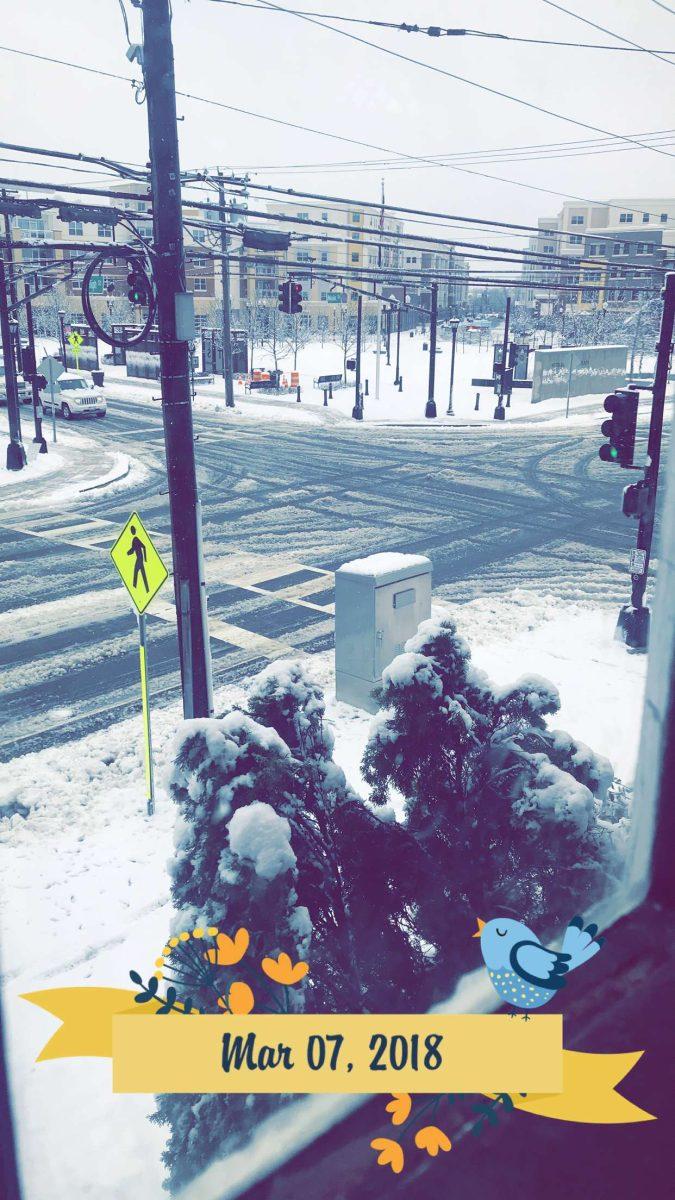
539, 0, 675, 70
2, 44, 673, 225
649, 1, 675, 14
205, 0, 675, 51
248, 1, 675, 156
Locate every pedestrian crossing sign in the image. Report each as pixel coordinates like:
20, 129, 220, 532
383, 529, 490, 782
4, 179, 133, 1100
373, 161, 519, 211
110, 511, 169, 614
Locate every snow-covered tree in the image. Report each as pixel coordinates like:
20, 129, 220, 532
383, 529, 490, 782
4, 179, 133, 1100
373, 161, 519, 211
153, 713, 311, 1193
331, 300, 358, 377
247, 660, 431, 1013
362, 617, 624, 994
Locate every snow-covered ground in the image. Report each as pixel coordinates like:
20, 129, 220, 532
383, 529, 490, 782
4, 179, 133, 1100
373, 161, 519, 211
102, 336, 671, 429
0, 589, 647, 1200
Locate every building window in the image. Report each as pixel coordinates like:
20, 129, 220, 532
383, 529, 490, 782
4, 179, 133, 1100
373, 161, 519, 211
68, 221, 84, 236
193, 277, 207, 292
569, 234, 582, 245
643, 213, 650, 223
660, 213, 668, 222
97, 224, 112, 239
350, 252, 359, 262
351, 213, 360, 223
296, 251, 312, 262
619, 213, 633, 224
321, 212, 329, 221
297, 212, 309, 221
570, 215, 584, 225
588, 245, 597, 256
320, 251, 328, 262
192, 257, 206, 268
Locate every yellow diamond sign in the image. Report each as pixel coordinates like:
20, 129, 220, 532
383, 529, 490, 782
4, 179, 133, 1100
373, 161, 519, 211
110, 511, 169, 614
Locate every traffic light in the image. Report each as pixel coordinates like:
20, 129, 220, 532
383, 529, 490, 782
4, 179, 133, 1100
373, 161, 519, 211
599, 390, 639, 467
277, 280, 303, 314
278, 280, 291, 313
127, 264, 148, 305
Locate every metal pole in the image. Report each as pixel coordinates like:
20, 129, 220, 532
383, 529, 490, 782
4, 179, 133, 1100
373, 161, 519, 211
565, 350, 574, 419
495, 295, 511, 417
394, 304, 401, 385
352, 292, 363, 420
58, 310, 67, 370
375, 295, 382, 399
446, 322, 458, 416
24, 284, 46, 451
141, 0, 213, 719
137, 613, 155, 817
620, 272, 675, 648
0, 258, 26, 470
385, 305, 391, 365
425, 281, 438, 418
217, 173, 235, 408
1, 190, 17, 308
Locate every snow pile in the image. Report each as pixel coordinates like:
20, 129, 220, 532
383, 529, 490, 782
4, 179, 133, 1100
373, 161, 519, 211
227, 802, 296, 880
338, 551, 430, 577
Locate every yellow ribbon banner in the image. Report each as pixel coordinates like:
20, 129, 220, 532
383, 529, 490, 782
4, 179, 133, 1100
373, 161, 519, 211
22, 988, 654, 1121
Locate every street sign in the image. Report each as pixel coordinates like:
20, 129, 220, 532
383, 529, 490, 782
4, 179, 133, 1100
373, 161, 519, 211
37, 355, 64, 443
110, 511, 169, 615
67, 329, 84, 370
88, 274, 105, 295
110, 511, 169, 817
630, 548, 647, 576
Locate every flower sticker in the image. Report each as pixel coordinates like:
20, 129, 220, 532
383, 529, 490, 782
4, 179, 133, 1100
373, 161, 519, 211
261, 952, 309, 985
204, 927, 250, 967
415, 1125, 452, 1156
370, 1137, 404, 1174
385, 1093, 412, 1126
224, 981, 255, 1015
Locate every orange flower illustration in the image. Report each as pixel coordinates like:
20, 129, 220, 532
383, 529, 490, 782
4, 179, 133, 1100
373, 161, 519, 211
205, 928, 250, 967
370, 1137, 404, 1174
385, 1093, 412, 1126
220, 980, 255, 1014
414, 1125, 452, 1157
261, 952, 309, 985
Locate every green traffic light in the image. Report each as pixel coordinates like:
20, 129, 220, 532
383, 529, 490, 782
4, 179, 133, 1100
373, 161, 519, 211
610, 447, 618, 460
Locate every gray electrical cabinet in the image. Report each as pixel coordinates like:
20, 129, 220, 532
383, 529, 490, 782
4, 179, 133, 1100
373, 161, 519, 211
335, 552, 432, 712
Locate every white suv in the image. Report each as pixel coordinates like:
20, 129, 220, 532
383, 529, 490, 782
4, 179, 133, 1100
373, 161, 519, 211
0, 367, 31, 407
40, 371, 106, 420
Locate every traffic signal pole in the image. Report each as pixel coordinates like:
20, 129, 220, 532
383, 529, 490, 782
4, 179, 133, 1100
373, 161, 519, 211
0, 258, 26, 471
617, 271, 675, 650
216, 172, 235, 408
24, 284, 47, 452
141, 0, 213, 719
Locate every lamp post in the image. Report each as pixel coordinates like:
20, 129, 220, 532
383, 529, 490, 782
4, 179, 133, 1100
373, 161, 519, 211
446, 317, 460, 416
57, 309, 67, 371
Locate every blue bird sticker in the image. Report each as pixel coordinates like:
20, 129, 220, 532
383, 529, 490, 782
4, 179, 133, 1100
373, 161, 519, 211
474, 914, 604, 1018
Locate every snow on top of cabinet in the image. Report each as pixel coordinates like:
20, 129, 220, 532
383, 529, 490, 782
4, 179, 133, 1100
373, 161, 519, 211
337, 552, 431, 585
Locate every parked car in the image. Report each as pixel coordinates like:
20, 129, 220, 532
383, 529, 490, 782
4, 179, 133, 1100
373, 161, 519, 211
39, 371, 106, 420
0, 367, 31, 406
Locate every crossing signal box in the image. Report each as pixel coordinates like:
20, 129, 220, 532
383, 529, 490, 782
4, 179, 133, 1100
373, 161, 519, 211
599, 390, 639, 467
278, 280, 303, 315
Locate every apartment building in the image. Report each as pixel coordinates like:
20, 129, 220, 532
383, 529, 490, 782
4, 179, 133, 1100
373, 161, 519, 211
523, 198, 674, 312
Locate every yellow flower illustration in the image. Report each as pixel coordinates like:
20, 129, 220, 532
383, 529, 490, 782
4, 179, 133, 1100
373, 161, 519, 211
220, 980, 255, 1014
204, 927, 250, 967
370, 1137, 404, 1174
414, 1125, 452, 1156
261, 952, 309, 985
385, 1093, 412, 1126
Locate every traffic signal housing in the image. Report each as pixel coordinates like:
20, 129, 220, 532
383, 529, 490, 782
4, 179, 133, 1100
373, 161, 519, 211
599, 390, 639, 467
622, 480, 650, 520
127, 263, 149, 306
277, 279, 303, 315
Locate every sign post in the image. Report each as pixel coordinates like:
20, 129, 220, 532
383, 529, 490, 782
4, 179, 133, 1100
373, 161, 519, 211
38, 354, 64, 444
110, 511, 169, 816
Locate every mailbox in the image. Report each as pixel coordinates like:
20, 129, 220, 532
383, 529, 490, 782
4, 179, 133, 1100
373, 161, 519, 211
335, 552, 432, 712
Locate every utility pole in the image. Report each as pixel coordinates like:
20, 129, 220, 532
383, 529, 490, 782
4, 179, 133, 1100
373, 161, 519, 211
352, 292, 363, 420
394, 302, 402, 386
494, 295, 511, 420
1, 191, 17, 309
374, 178, 384, 400
618, 271, 675, 650
24, 283, 47, 452
216, 171, 235, 408
446, 317, 459, 416
141, 0, 213, 719
425, 281, 438, 418
0, 258, 26, 470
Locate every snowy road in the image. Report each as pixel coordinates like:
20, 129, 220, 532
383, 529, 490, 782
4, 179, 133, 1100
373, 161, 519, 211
0, 387, 648, 760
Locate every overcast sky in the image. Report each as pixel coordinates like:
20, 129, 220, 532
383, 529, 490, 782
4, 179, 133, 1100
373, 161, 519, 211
1, 0, 674, 241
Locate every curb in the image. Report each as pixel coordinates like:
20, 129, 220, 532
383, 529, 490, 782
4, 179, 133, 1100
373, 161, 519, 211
79, 455, 131, 493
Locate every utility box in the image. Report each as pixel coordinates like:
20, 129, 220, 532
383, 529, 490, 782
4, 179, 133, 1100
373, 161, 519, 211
335, 552, 432, 712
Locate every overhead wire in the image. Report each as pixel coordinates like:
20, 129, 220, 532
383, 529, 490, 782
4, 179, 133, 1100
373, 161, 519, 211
539, 0, 675, 69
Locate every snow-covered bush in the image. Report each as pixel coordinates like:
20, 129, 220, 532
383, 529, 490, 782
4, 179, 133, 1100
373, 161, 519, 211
248, 660, 431, 1013
362, 617, 625, 995
153, 714, 310, 1193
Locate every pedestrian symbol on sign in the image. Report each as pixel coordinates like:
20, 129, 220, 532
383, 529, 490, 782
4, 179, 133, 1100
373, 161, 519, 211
110, 511, 168, 614
128, 525, 149, 593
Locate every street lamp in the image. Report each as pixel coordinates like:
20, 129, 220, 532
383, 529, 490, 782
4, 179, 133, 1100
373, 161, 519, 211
57, 309, 67, 371
446, 317, 460, 416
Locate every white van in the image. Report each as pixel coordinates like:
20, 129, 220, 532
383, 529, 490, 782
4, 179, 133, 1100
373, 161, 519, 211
40, 370, 106, 420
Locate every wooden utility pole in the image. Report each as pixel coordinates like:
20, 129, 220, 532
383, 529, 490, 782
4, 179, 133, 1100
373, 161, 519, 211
216, 172, 235, 408
141, 0, 213, 718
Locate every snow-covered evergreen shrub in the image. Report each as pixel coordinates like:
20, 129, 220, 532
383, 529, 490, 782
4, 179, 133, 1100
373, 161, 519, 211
362, 617, 625, 995
248, 660, 432, 1013
153, 714, 311, 1193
